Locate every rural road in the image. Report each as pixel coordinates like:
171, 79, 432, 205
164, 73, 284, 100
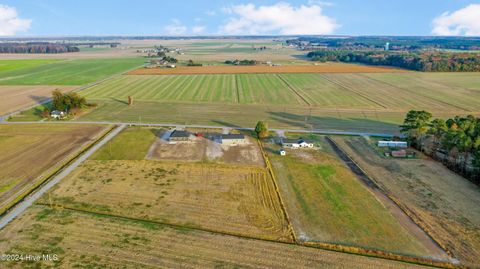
0, 120, 396, 138
0, 124, 126, 230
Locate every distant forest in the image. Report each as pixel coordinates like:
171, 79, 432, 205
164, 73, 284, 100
292, 36, 480, 51
0, 42, 79, 54
307, 51, 480, 72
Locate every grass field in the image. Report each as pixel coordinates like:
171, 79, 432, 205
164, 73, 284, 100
91, 127, 158, 160
0, 58, 145, 85
0, 124, 108, 214
0, 85, 77, 115
0, 59, 59, 72
0, 205, 430, 269
70, 71, 480, 134
265, 136, 438, 257
332, 136, 480, 267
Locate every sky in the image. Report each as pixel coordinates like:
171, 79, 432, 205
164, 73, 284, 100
1, 0, 480, 36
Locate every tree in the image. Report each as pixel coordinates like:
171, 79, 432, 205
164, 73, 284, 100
255, 121, 269, 138
400, 110, 432, 151
428, 118, 447, 151
52, 89, 66, 111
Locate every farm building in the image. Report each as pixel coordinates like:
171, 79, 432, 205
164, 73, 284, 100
50, 110, 66, 119
279, 149, 286, 156
378, 141, 408, 148
221, 134, 246, 145
281, 138, 314, 149
169, 130, 192, 142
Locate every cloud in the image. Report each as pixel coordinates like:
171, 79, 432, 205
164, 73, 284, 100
432, 4, 480, 36
0, 5, 31, 36
219, 2, 338, 35
192, 26, 206, 34
164, 19, 187, 35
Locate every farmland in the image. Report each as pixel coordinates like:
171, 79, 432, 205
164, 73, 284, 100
0, 85, 76, 115
331, 136, 480, 267
0, 58, 145, 85
73, 71, 480, 134
265, 135, 444, 258
128, 63, 405, 75
0, 124, 108, 215
0, 205, 431, 269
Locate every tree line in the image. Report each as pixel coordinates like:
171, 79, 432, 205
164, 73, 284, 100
0, 43, 79, 54
307, 51, 480, 72
400, 110, 480, 183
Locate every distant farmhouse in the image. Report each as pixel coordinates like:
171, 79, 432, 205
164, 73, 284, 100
377, 141, 408, 148
169, 130, 192, 142
50, 110, 66, 119
281, 138, 314, 149
221, 134, 246, 145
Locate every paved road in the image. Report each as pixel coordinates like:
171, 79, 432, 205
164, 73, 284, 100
0, 124, 126, 230
0, 120, 396, 137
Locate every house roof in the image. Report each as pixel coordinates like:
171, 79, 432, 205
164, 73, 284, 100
170, 130, 190, 138
221, 134, 245, 140
282, 138, 314, 144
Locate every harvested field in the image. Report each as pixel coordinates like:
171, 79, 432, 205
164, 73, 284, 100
0, 85, 77, 115
0, 205, 431, 269
332, 136, 480, 267
0, 124, 108, 214
40, 160, 290, 241
265, 136, 443, 258
128, 63, 406, 75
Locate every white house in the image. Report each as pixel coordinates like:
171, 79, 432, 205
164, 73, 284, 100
50, 110, 66, 119
377, 141, 408, 148
281, 138, 314, 149
279, 149, 286, 156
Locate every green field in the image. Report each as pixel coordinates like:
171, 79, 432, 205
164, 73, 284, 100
0, 58, 145, 85
91, 127, 158, 160
265, 136, 433, 256
0, 59, 59, 72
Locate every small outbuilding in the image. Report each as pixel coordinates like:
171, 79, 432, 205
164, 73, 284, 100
378, 141, 408, 148
221, 134, 246, 145
279, 148, 286, 156
169, 130, 192, 142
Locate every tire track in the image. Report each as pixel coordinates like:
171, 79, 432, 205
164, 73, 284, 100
276, 74, 311, 106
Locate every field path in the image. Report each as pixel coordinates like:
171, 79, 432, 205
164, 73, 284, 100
325, 137, 449, 260
0, 124, 126, 230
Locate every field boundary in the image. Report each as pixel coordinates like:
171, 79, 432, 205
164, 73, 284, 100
0, 125, 115, 219
325, 136, 454, 259
257, 139, 297, 243
275, 74, 311, 106
234, 74, 240, 104
35, 202, 460, 269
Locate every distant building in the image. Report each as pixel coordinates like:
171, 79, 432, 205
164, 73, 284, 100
281, 138, 314, 149
378, 141, 407, 148
50, 110, 66, 119
391, 150, 407, 158
169, 130, 192, 142
279, 148, 286, 156
221, 134, 246, 145
385, 42, 390, 51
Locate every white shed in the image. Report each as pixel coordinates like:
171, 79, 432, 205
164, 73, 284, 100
378, 141, 408, 148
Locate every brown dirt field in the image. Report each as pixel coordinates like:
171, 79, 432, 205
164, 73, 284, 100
0, 205, 431, 269
149, 133, 265, 166
0, 124, 108, 214
128, 63, 407, 75
0, 86, 77, 115
40, 160, 291, 242
332, 136, 480, 267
